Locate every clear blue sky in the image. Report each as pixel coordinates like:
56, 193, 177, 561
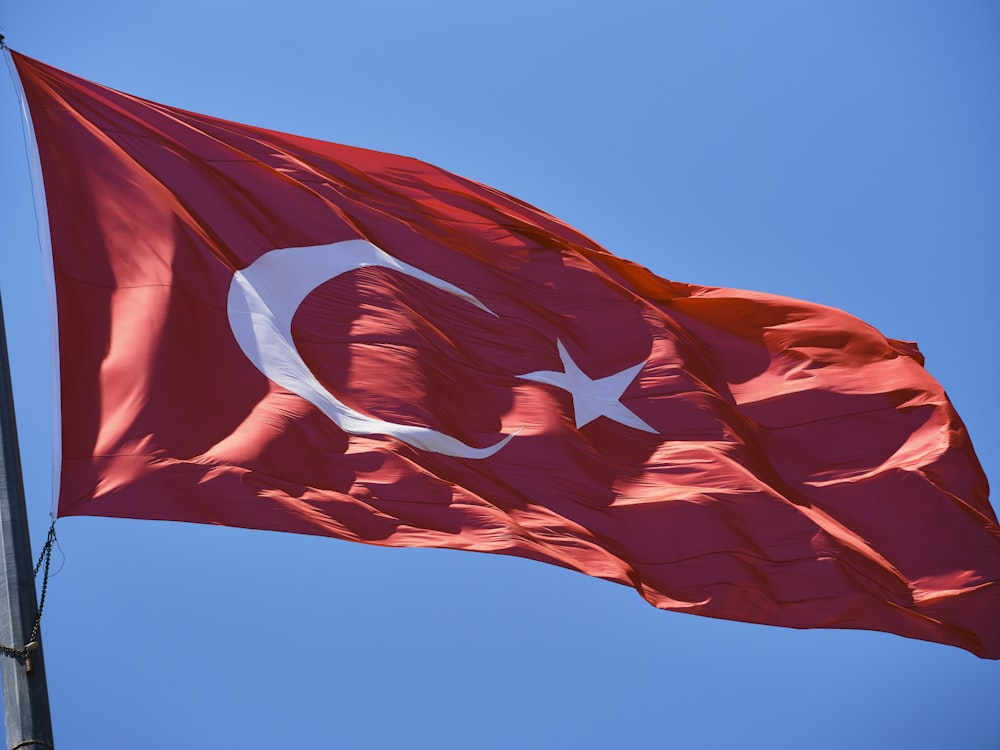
1, 2, 997, 748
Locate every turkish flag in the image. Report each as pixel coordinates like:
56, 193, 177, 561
12, 51, 999, 657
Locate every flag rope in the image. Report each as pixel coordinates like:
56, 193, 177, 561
0, 522, 57, 668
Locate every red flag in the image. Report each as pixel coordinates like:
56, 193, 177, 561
11, 51, 999, 657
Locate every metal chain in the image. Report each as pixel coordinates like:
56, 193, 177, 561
0, 522, 57, 663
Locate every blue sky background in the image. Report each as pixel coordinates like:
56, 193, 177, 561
1, 2, 997, 748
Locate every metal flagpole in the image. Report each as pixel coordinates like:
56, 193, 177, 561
0, 292, 54, 749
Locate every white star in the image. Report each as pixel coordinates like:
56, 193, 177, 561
517, 339, 657, 433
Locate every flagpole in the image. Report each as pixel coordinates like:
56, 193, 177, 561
0, 293, 54, 749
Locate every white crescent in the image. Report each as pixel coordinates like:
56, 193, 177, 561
227, 239, 515, 458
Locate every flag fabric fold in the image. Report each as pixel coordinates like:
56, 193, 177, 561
10, 50, 998, 657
